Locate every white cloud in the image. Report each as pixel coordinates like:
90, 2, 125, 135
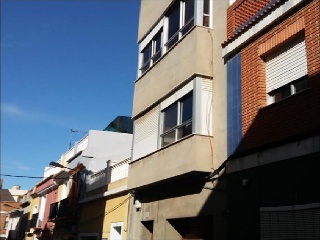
1, 103, 25, 117
1, 102, 75, 127
11, 161, 32, 171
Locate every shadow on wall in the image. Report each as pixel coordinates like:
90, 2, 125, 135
225, 71, 320, 240
234, 72, 320, 156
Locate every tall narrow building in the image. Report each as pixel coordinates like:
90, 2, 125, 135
127, 0, 229, 239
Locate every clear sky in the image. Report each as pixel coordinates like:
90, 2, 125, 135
1, 0, 140, 190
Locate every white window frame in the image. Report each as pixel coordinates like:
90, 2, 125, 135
160, 91, 193, 147
110, 222, 124, 240
140, 29, 163, 74
202, 0, 212, 28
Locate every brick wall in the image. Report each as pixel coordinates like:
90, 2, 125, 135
227, 0, 272, 38
0, 202, 21, 235
238, 0, 320, 152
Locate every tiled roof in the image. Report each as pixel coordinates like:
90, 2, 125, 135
222, 0, 285, 47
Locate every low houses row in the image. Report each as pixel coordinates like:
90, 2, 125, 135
3, 116, 133, 240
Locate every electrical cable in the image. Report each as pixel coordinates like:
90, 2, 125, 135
0, 174, 70, 179
77, 194, 132, 225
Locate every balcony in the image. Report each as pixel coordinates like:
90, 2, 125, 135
128, 134, 214, 190
47, 197, 77, 221
133, 26, 214, 117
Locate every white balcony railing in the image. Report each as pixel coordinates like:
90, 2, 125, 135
86, 158, 130, 192
110, 158, 130, 182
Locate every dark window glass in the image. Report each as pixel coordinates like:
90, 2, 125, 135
294, 77, 308, 93
168, 4, 180, 40
273, 85, 291, 102
161, 92, 193, 147
142, 43, 151, 64
163, 103, 178, 132
203, 0, 209, 14
177, 122, 192, 140
167, 34, 179, 49
152, 31, 162, 62
181, 93, 193, 123
154, 31, 162, 53
181, 0, 194, 35
162, 131, 176, 146
184, 0, 194, 24
141, 43, 151, 73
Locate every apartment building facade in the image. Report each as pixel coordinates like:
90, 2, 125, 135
127, 0, 229, 239
222, 0, 320, 239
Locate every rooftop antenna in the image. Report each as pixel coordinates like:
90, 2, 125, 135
68, 129, 88, 150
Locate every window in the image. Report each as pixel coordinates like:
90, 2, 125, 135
266, 37, 308, 104
140, 30, 163, 74
110, 222, 123, 240
203, 0, 210, 27
268, 77, 308, 103
166, 0, 195, 49
138, 0, 211, 76
161, 92, 193, 146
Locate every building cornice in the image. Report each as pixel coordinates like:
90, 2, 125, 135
222, 0, 306, 58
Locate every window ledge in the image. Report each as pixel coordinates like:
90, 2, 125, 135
130, 133, 213, 164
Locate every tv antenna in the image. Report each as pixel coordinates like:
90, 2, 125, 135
68, 129, 88, 150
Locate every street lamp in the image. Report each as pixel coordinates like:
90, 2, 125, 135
49, 162, 72, 170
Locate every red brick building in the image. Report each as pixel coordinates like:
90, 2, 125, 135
222, 0, 320, 239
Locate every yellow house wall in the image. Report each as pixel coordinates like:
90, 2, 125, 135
78, 178, 130, 239
28, 196, 40, 220
25, 196, 40, 240
102, 194, 130, 240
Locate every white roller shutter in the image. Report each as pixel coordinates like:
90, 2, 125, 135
132, 106, 160, 160
266, 38, 307, 92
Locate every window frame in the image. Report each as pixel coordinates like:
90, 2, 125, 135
160, 92, 193, 147
265, 36, 308, 105
140, 29, 163, 74
267, 76, 308, 104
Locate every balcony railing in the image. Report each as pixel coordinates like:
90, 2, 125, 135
86, 168, 109, 192
85, 158, 130, 192
110, 158, 130, 182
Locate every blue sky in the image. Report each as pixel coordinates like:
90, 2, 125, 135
1, 0, 140, 190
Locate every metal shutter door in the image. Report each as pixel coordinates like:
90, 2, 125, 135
260, 206, 320, 240
266, 38, 307, 92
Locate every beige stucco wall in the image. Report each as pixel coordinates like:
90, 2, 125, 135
127, 180, 226, 240
211, 0, 228, 167
128, 134, 214, 189
138, 0, 174, 42
133, 27, 214, 118
128, 0, 229, 239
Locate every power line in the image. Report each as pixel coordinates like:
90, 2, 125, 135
0, 174, 70, 179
